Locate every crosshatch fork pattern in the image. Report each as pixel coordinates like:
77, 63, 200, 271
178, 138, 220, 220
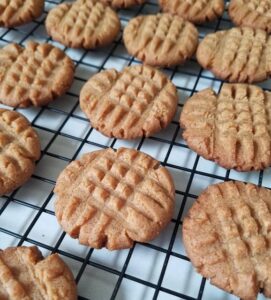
80, 65, 177, 138
45, 0, 121, 48
183, 181, 271, 299
55, 148, 174, 250
123, 13, 198, 66
0, 41, 74, 107
0, 1, 271, 300
181, 84, 271, 171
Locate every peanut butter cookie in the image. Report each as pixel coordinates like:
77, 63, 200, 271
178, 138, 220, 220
180, 84, 271, 171
0, 109, 40, 195
183, 181, 271, 300
46, 0, 121, 49
159, 0, 224, 24
196, 27, 271, 83
100, 0, 145, 8
80, 65, 178, 139
229, 0, 271, 33
54, 147, 175, 250
123, 13, 198, 67
0, 246, 77, 299
0, 0, 44, 27
0, 42, 74, 107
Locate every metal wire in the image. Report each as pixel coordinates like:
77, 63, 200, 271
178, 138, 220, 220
0, 1, 269, 299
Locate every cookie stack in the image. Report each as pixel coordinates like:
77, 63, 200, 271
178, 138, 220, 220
0, 0, 271, 299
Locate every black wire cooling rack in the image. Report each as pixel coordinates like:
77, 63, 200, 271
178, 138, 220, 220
0, 1, 270, 299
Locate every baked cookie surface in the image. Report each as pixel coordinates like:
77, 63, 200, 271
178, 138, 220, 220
159, 0, 224, 24
123, 13, 198, 67
196, 27, 271, 83
46, 0, 120, 49
0, 0, 44, 27
80, 65, 178, 139
0, 246, 77, 299
180, 84, 271, 171
183, 181, 271, 300
0, 42, 74, 107
229, 0, 271, 33
99, 0, 145, 8
0, 109, 40, 195
54, 147, 175, 250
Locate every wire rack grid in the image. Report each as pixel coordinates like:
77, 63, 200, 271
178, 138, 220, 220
0, 1, 270, 299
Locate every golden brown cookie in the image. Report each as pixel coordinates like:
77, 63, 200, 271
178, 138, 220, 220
80, 65, 178, 139
0, 0, 44, 27
0, 42, 74, 108
54, 147, 175, 250
183, 181, 271, 300
196, 27, 271, 83
180, 84, 271, 171
123, 13, 198, 67
0, 109, 40, 196
0, 246, 77, 299
45, 0, 121, 49
99, 0, 145, 8
229, 0, 271, 33
159, 0, 225, 24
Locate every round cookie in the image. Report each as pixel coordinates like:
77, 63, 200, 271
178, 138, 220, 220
99, 0, 145, 8
54, 147, 175, 250
0, 246, 77, 299
80, 65, 178, 139
180, 83, 271, 171
229, 0, 271, 33
123, 13, 198, 67
0, 42, 74, 108
0, 109, 40, 195
183, 181, 271, 300
159, 0, 225, 24
45, 0, 121, 49
0, 0, 44, 27
196, 27, 271, 83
